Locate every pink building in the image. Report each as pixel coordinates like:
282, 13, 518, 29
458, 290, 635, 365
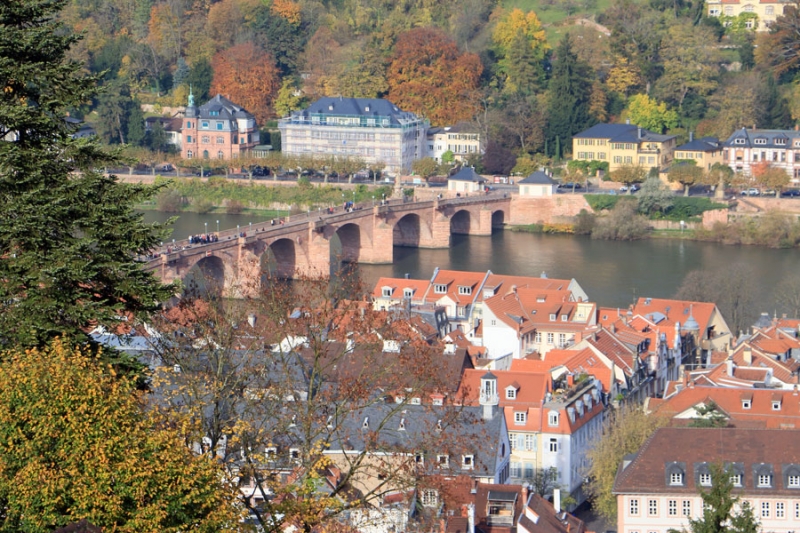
182, 92, 259, 161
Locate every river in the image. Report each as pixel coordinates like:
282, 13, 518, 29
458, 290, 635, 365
140, 211, 798, 312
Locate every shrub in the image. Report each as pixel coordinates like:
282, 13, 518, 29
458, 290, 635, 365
226, 199, 244, 214
573, 209, 596, 235
155, 189, 184, 212
585, 194, 620, 212
192, 198, 214, 214
591, 200, 650, 240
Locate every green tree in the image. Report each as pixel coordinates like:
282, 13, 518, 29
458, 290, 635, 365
637, 176, 675, 214
657, 22, 722, 109
0, 340, 238, 532
493, 9, 548, 95
762, 74, 792, 129
626, 94, 679, 133
274, 78, 306, 118
187, 57, 213, 102
96, 81, 136, 145
688, 401, 728, 428
126, 100, 146, 147
671, 463, 759, 533
612, 164, 648, 193
172, 56, 190, 90
546, 34, 595, 151
412, 157, 439, 178
0, 0, 173, 351
668, 161, 706, 196
442, 150, 455, 164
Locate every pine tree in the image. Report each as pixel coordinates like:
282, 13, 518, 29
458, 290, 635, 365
126, 102, 146, 147
172, 57, 190, 90
680, 464, 759, 533
0, 0, 173, 351
763, 74, 792, 130
502, 31, 546, 96
546, 34, 596, 149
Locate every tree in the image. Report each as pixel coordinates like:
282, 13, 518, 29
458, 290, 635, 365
336, 42, 389, 99
671, 463, 759, 533
606, 56, 642, 97
612, 164, 648, 192
688, 401, 728, 428
412, 157, 440, 178
546, 34, 595, 151
274, 78, 306, 118
187, 57, 213, 102
172, 56, 190, 90
761, 74, 792, 130
751, 161, 790, 196
589, 80, 609, 123
482, 140, 517, 175
95, 80, 136, 145
708, 162, 734, 199
0, 340, 238, 531
626, 94, 679, 134
775, 273, 800, 318
637, 176, 675, 214
493, 9, 548, 95
586, 403, 668, 521
591, 199, 651, 240
499, 93, 546, 155
755, 1, 800, 77
0, 0, 173, 351
387, 27, 482, 126
211, 43, 281, 125
668, 162, 706, 196
126, 101, 146, 147
656, 22, 721, 109
251, 7, 308, 75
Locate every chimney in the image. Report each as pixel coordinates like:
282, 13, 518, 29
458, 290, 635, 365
726, 357, 734, 377
610, 323, 616, 334
681, 366, 688, 388
467, 503, 476, 533
689, 131, 694, 142
567, 374, 575, 387
744, 347, 753, 365
638, 127, 642, 139
522, 483, 529, 507
626, 118, 631, 125
553, 488, 561, 513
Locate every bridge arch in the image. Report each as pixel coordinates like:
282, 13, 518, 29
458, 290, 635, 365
333, 223, 362, 264
450, 209, 472, 235
262, 238, 299, 280
184, 255, 226, 297
492, 209, 506, 229
393, 213, 432, 247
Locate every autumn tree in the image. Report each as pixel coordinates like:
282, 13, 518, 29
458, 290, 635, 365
387, 27, 482, 126
149, 274, 481, 533
751, 161, 790, 196
0, 340, 239, 532
755, 1, 800, 77
586, 403, 668, 521
626, 94, 679, 134
656, 22, 722, 110
211, 42, 280, 124
612, 164, 648, 192
668, 162, 706, 196
708, 162, 734, 199
412, 157, 440, 178
0, 0, 173, 351
302, 26, 343, 99
606, 56, 642, 97
546, 34, 595, 154
274, 78, 307, 118
492, 8, 548, 95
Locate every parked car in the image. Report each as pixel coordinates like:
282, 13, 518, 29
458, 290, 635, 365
559, 182, 583, 189
743, 188, 760, 196
620, 183, 640, 193
781, 189, 800, 197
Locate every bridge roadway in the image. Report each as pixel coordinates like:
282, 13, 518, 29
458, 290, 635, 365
142, 193, 511, 296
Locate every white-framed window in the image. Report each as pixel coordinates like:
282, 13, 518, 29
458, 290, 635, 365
548, 438, 558, 452
547, 333, 554, 344
743, 4, 754, 11
216, 121, 223, 130
201, 135, 210, 143
668, 500, 677, 516
772, 400, 781, 410
683, 500, 691, 517
506, 388, 517, 400
403, 288, 413, 298
742, 400, 751, 409
535, 332, 542, 343
788, 474, 800, 487
514, 412, 527, 425
730, 474, 743, 487
549, 313, 556, 321
548, 412, 559, 426
201, 121, 209, 129
670, 472, 684, 485
289, 448, 300, 460
648, 499, 658, 516
265, 446, 277, 458
558, 333, 566, 346
217, 151, 224, 159
462, 455, 474, 469
754, 137, 767, 144
776, 501, 785, 518
795, 502, 800, 518
630, 498, 640, 516
421, 489, 439, 507
761, 501, 770, 518
758, 474, 772, 487
458, 286, 472, 295
434, 284, 447, 294
414, 453, 424, 465
437, 454, 449, 467
699, 473, 712, 486
734, 137, 745, 144
525, 434, 536, 451
382, 288, 392, 297
510, 462, 521, 478
766, 5, 775, 14
216, 136, 224, 144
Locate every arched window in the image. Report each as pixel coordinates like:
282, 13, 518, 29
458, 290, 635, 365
743, 4, 754, 11
187, 151, 193, 159
217, 151, 224, 159
202, 150, 209, 159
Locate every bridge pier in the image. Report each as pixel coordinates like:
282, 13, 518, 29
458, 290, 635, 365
358, 213, 394, 264
421, 202, 451, 248
469, 209, 494, 236
305, 222, 332, 277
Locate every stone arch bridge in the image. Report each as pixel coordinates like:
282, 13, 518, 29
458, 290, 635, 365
143, 194, 511, 297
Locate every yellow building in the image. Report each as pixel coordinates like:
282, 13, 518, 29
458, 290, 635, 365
673, 134, 724, 171
706, 0, 787, 31
572, 123, 677, 173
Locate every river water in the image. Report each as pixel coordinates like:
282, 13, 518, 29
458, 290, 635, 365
140, 211, 797, 311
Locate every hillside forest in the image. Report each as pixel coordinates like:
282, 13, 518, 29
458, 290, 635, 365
67, 0, 800, 175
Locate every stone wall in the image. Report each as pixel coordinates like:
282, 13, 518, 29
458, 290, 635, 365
702, 209, 729, 229
509, 194, 593, 225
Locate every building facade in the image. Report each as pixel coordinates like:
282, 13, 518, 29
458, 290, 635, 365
722, 127, 800, 182
426, 122, 482, 163
614, 427, 800, 533
278, 97, 428, 175
706, 0, 787, 31
673, 135, 724, 171
182, 93, 260, 161
572, 124, 677, 173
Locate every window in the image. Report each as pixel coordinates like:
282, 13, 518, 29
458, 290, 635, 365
788, 474, 800, 487
670, 471, 684, 485
458, 286, 472, 295
187, 150, 193, 158
772, 400, 781, 410
506, 388, 517, 400
289, 448, 300, 460
766, 5, 775, 14
187, 135, 193, 143
514, 412, 527, 425
558, 333, 566, 346
629, 499, 640, 516
216, 122, 223, 130
683, 500, 691, 517
730, 474, 743, 487
403, 289, 413, 298
437, 454, 449, 467
755, 138, 767, 145
743, 4, 754, 11
776, 501, 785, 518
699, 473, 712, 486
202, 150, 209, 159
434, 284, 447, 294
547, 333, 554, 344
734, 137, 745, 144
648, 499, 658, 516
535, 332, 542, 343
669, 500, 677, 516
201, 135, 210, 144
796, 502, 800, 519
742, 400, 751, 409
217, 151, 224, 159
201, 121, 209, 129
415, 453, 424, 465
549, 438, 558, 452
421, 489, 439, 507
186, 121, 192, 128
382, 288, 392, 297
525, 434, 536, 451
548, 412, 559, 426
510, 462, 521, 478
462, 455, 474, 469
758, 474, 772, 487
761, 501, 770, 518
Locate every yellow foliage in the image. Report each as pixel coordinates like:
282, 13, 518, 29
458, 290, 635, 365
492, 8, 548, 54
606, 57, 641, 97
271, 0, 302, 25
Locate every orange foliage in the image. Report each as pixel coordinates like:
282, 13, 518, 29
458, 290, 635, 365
387, 27, 482, 127
271, 0, 302, 25
210, 42, 280, 124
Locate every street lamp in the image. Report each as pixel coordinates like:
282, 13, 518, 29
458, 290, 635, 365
216, 220, 219, 233
204, 222, 207, 235
372, 195, 375, 207
237, 224, 240, 236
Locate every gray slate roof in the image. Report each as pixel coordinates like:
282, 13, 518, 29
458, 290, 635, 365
518, 171, 556, 185
290, 97, 422, 126
573, 123, 675, 143
674, 137, 721, 152
194, 94, 255, 121
449, 167, 486, 182
723, 127, 800, 149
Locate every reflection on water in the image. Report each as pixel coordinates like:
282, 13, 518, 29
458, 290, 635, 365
139, 211, 799, 311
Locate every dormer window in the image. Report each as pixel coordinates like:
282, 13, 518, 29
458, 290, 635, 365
754, 138, 767, 145
514, 412, 527, 425
670, 472, 684, 485
561, 314, 568, 321
382, 287, 392, 297
735, 138, 746, 145
434, 284, 447, 294
776, 138, 787, 145
415, 453, 424, 465
437, 454, 449, 467
462, 455, 474, 469
362, 417, 369, 430
549, 314, 557, 321
265, 446, 277, 458
458, 286, 472, 295
758, 474, 773, 487
548, 412, 559, 426
730, 474, 742, 487
399, 418, 406, 431
699, 473, 712, 486
506, 387, 517, 400
403, 288, 413, 298
788, 474, 800, 488
289, 448, 300, 460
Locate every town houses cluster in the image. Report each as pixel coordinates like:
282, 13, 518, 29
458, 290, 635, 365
104, 265, 800, 533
